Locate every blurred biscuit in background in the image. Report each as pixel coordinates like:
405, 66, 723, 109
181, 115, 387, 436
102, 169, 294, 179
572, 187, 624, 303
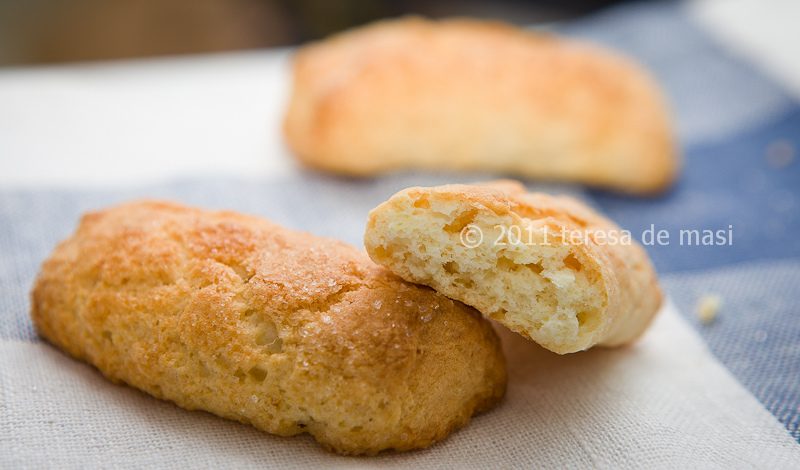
284, 17, 679, 194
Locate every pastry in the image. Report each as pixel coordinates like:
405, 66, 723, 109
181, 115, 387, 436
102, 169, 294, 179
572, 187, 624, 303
364, 181, 662, 354
31, 200, 506, 455
283, 17, 678, 194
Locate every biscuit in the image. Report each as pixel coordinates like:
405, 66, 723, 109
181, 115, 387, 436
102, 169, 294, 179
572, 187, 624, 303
284, 17, 679, 194
31, 200, 506, 455
364, 181, 662, 354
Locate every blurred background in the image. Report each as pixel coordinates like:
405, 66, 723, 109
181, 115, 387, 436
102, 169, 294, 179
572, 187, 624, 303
0, 0, 630, 66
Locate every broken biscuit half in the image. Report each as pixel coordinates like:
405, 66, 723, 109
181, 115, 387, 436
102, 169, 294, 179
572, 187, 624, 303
365, 181, 662, 354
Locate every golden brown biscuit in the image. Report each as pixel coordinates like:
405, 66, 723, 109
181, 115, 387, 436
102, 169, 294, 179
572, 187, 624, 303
31, 200, 506, 455
364, 181, 662, 354
284, 17, 679, 194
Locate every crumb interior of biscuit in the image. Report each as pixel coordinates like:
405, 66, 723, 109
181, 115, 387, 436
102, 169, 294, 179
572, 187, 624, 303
370, 195, 606, 351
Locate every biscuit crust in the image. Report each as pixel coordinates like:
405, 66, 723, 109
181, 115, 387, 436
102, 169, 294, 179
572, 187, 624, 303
365, 181, 662, 354
31, 201, 506, 455
284, 17, 679, 194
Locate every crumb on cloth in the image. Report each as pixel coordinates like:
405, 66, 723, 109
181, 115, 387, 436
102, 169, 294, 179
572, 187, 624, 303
696, 294, 722, 324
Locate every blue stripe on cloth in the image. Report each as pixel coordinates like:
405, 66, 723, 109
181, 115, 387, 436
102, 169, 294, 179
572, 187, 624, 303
588, 106, 800, 274
663, 260, 800, 442
556, 0, 796, 145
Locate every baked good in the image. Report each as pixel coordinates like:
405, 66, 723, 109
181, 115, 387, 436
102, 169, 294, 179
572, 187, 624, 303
31, 200, 506, 455
283, 17, 678, 194
364, 181, 662, 354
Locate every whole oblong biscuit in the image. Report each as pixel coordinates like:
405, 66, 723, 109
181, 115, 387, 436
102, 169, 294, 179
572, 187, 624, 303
31, 200, 506, 455
284, 17, 679, 194
365, 181, 663, 354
